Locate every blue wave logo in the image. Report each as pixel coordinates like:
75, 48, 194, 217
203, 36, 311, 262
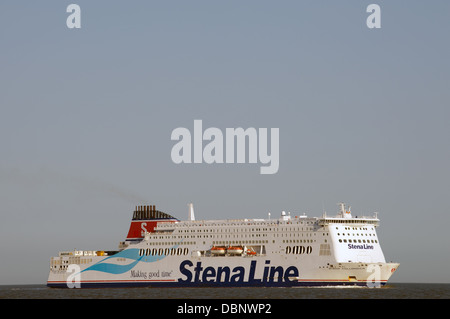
81, 242, 182, 275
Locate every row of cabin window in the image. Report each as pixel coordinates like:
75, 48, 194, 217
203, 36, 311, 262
338, 239, 378, 244
138, 247, 189, 257
337, 232, 376, 237
151, 231, 322, 242
177, 226, 315, 233
285, 246, 313, 254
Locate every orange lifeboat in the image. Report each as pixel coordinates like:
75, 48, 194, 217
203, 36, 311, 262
211, 246, 226, 256
227, 246, 244, 256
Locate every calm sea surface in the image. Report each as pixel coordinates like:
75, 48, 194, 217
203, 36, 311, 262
0, 283, 449, 299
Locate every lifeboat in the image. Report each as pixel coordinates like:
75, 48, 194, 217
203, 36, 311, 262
211, 246, 226, 256
227, 246, 244, 256
246, 248, 257, 256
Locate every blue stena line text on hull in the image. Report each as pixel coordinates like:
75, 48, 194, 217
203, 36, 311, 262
348, 244, 374, 250
178, 260, 299, 283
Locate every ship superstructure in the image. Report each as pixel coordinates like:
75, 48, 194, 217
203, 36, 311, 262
47, 203, 399, 288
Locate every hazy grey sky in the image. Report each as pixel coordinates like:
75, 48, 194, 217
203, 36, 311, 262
1, 1, 449, 284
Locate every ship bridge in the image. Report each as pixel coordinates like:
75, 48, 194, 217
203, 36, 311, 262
318, 217, 379, 227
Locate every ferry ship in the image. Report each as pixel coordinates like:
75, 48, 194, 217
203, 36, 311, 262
47, 203, 399, 288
